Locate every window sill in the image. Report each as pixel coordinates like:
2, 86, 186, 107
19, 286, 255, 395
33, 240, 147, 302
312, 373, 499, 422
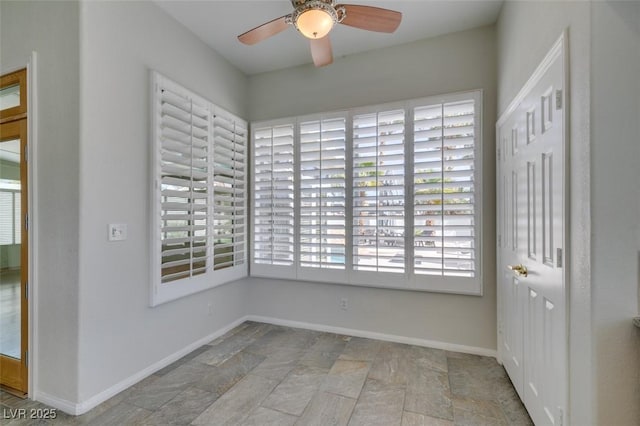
249, 268, 482, 296
150, 265, 247, 307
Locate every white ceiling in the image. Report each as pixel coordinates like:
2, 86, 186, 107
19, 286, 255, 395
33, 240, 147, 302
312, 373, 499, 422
156, 0, 504, 75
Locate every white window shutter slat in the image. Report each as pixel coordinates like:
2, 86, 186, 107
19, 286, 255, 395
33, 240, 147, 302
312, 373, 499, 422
353, 109, 405, 273
152, 72, 248, 305
252, 123, 295, 266
157, 82, 212, 284
250, 91, 480, 294
0, 191, 14, 245
213, 106, 246, 270
414, 99, 476, 278
299, 116, 347, 270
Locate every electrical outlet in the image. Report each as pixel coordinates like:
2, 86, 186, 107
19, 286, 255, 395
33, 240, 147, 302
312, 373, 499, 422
340, 298, 348, 311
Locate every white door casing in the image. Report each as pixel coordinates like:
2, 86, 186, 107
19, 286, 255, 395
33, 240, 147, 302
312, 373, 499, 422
497, 32, 568, 426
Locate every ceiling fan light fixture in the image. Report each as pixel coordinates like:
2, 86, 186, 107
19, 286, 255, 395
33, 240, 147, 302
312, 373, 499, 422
296, 9, 333, 39
290, 0, 341, 39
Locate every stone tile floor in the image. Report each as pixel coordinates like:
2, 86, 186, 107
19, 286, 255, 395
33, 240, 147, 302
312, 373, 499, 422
1, 321, 533, 425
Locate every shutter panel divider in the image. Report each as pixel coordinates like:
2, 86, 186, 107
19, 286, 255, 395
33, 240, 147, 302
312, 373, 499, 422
405, 106, 415, 282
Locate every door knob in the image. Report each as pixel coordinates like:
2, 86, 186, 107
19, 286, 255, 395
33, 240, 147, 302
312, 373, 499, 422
508, 264, 528, 277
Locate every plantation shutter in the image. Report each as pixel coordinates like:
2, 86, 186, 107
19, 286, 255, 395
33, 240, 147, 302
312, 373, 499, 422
252, 122, 295, 273
250, 91, 480, 294
413, 99, 476, 277
151, 72, 248, 305
352, 109, 405, 273
13, 192, 20, 244
212, 108, 247, 270
157, 85, 212, 283
0, 191, 13, 245
299, 115, 347, 271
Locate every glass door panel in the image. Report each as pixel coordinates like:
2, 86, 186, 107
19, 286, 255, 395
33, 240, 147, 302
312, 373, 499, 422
0, 85, 20, 112
0, 118, 28, 396
0, 137, 22, 360
0, 69, 27, 120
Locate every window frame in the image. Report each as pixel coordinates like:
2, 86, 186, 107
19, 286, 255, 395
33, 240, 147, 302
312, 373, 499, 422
150, 71, 248, 306
250, 90, 483, 296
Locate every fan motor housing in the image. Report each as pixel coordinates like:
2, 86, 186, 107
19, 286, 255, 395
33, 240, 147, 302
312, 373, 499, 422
291, 0, 334, 7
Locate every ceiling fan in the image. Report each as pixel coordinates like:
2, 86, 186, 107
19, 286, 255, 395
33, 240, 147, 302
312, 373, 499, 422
237, 0, 402, 67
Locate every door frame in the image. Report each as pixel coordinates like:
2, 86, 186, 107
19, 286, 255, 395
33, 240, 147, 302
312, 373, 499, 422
496, 30, 570, 423
0, 118, 28, 393
1, 52, 38, 398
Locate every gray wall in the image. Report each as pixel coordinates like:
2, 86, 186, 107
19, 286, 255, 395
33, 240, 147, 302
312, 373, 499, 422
590, 2, 640, 424
247, 25, 499, 352
1, 0, 81, 402
496, 1, 593, 423
76, 1, 249, 401
249, 25, 497, 122
498, 1, 640, 424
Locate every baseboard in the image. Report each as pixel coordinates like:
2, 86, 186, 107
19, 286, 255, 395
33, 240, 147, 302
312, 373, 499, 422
36, 315, 249, 415
33, 391, 78, 416
247, 315, 497, 358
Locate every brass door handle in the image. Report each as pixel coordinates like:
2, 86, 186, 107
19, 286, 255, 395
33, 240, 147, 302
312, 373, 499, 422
508, 264, 528, 277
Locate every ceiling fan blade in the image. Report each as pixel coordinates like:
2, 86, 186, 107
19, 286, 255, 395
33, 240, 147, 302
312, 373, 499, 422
238, 15, 290, 45
310, 35, 333, 67
337, 4, 402, 33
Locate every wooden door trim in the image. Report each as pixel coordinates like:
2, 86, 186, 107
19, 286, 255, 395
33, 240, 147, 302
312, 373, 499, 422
0, 67, 29, 397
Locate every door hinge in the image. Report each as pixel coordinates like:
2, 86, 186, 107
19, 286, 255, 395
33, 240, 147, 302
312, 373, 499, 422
24, 144, 28, 163
557, 248, 563, 268
25, 351, 28, 368
498, 235, 502, 247
558, 407, 564, 426
25, 213, 29, 231
497, 148, 501, 161
25, 281, 28, 300
556, 89, 563, 109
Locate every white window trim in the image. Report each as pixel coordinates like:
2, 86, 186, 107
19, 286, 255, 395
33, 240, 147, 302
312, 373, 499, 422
150, 71, 247, 306
250, 90, 483, 296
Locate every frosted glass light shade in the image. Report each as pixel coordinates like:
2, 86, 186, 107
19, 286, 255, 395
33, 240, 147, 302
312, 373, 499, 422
296, 9, 334, 39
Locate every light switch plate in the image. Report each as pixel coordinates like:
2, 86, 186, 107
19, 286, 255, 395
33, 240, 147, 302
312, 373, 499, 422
108, 224, 127, 241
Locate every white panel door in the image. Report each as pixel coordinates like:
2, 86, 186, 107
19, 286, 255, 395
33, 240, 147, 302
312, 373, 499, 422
497, 35, 567, 426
